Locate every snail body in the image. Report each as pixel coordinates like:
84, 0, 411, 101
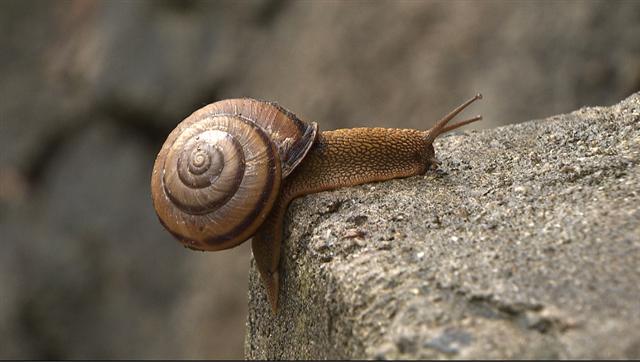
151, 95, 482, 312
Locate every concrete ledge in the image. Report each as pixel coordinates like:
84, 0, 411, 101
245, 93, 640, 359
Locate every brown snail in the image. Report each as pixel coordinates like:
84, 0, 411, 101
151, 94, 482, 313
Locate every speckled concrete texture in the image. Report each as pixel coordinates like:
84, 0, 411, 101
245, 93, 640, 359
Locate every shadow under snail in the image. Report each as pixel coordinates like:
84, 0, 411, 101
151, 94, 483, 313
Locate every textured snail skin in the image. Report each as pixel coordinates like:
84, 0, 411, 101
152, 95, 482, 313
252, 95, 483, 312
251, 128, 440, 311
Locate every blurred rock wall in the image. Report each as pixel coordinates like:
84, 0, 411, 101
0, 0, 638, 358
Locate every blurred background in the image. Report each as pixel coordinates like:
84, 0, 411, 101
0, 0, 638, 359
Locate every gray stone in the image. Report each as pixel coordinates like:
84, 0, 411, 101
245, 92, 640, 359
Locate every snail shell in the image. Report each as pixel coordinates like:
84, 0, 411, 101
151, 98, 318, 251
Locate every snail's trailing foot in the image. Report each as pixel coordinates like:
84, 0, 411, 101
251, 222, 284, 314
260, 270, 279, 314
253, 253, 280, 313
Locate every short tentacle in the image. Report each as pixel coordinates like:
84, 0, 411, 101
439, 114, 483, 134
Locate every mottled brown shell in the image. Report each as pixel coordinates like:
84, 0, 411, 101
151, 98, 317, 251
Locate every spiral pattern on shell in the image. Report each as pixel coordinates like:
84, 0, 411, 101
151, 98, 318, 251
164, 128, 246, 214
152, 114, 282, 251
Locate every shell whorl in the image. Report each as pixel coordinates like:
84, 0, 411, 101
151, 98, 318, 251
164, 127, 246, 215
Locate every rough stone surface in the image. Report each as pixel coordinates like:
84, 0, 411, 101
245, 93, 640, 359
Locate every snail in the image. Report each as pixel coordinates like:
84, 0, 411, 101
151, 94, 482, 313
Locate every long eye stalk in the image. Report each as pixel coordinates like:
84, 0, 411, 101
425, 93, 483, 143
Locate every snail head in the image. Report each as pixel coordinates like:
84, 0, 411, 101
423, 93, 483, 167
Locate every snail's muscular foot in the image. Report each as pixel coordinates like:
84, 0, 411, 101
259, 269, 279, 314
252, 227, 282, 314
